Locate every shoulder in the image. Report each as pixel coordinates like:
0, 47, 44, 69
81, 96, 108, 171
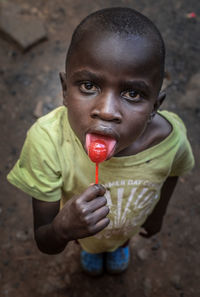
157, 110, 187, 131
28, 106, 67, 141
36, 106, 67, 128
157, 111, 195, 175
151, 110, 194, 164
148, 109, 192, 147
143, 110, 172, 149
155, 110, 190, 144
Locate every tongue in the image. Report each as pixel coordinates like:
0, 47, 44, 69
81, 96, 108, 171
86, 133, 116, 161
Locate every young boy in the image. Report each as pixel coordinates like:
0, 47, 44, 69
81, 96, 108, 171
7, 7, 194, 275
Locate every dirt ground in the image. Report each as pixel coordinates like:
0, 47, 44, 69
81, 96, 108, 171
0, 0, 200, 296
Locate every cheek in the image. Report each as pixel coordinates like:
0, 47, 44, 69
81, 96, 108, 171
68, 105, 84, 128
66, 91, 81, 118
123, 109, 150, 141
66, 96, 90, 141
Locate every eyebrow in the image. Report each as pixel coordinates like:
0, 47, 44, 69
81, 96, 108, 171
70, 70, 101, 81
70, 69, 150, 92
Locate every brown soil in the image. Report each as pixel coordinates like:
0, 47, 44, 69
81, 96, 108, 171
1, 1, 199, 296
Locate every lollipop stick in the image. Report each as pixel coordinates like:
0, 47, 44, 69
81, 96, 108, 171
95, 163, 99, 184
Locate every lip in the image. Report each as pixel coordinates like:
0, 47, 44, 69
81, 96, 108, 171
85, 126, 120, 159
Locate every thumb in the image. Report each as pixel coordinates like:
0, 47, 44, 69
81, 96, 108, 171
82, 184, 106, 202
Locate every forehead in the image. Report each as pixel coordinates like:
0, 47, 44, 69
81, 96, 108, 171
67, 31, 161, 82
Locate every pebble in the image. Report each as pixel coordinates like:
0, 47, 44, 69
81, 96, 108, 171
37, 276, 66, 294
16, 230, 29, 241
170, 274, 182, 290
43, 102, 56, 114
33, 100, 57, 118
151, 242, 161, 251
64, 274, 71, 287
179, 72, 200, 110
11, 147, 17, 156
143, 278, 152, 297
3, 260, 9, 266
161, 250, 167, 262
37, 282, 54, 294
137, 248, 149, 261
161, 71, 171, 91
194, 184, 200, 193
33, 100, 43, 118
15, 73, 31, 86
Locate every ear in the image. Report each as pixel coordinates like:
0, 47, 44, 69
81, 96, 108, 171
59, 72, 67, 106
153, 90, 166, 113
148, 91, 166, 124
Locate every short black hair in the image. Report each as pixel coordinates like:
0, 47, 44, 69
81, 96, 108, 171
66, 7, 165, 78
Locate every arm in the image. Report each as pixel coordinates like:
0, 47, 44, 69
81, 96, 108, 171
140, 176, 178, 238
32, 199, 66, 254
32, 184, 110, 254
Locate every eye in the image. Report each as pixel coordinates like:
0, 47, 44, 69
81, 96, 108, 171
121, 90, 141, 102
79, 81, 98, 94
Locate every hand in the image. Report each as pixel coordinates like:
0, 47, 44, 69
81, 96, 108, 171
139, 215, 163, 238
52, 184, 110, 242
140, 176, 178, 238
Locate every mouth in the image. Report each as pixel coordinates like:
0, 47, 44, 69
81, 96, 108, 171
85, 131, 117, 160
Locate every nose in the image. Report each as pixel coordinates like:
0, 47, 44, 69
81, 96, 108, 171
90, 92, 122, 123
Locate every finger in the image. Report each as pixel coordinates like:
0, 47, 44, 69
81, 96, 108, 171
87, 196, 107, 212
80, 184, 106, 202
87, 205, 110, 225
90, 217, 110, 234
139, 231, 148, 238
139, 231, 150, 238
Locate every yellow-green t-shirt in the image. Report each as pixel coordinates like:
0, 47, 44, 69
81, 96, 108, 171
7, 106, 194, 253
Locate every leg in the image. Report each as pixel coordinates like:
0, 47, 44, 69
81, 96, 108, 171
80, 250, 104, 276
106, 242, 130, 274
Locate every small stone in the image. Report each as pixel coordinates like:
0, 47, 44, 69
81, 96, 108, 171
143, 278, 152, 297
8, 50, 18, 58
13, 282, 20, 289
170, 274, 182, 290
64, 274, 71, 287
10, 90, 17, 96
151, 242, 161, 251
37, 282, 54, 294
194, 185, 200, 193
16, 230, 29, 241
161, 250, 167, 262
11, 147, 17, 156
161, 71, 171, 91
15, 73, 31, 86
33, 101, 43, 118
3, 260, 9, 266
137, 248, 149, 261
31, 7, 39, 15
43, 102, 56, 115
179, 72, 200, 110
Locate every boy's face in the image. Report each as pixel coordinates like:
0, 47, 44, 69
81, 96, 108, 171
61, 31, 164, 158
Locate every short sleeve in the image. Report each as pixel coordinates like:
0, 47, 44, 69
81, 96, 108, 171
169, 135, 195, 177
7, 122, 63, 201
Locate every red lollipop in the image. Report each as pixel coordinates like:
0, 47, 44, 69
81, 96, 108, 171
88, 140, 108, 163
88, 140, 108, 184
